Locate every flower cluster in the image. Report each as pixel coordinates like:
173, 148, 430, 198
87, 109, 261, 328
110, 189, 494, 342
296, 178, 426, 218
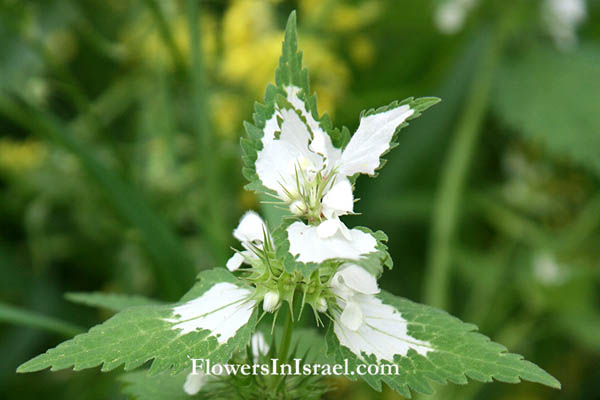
165, 13, 440, 395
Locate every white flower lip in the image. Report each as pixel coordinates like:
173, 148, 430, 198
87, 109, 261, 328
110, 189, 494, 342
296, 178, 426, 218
233, 211, 267, 244
286, 221, 377, 264
333, 294, 432, 362
331, 264, 380, 296
167, 282, 255, 344
227, 211, 269, 272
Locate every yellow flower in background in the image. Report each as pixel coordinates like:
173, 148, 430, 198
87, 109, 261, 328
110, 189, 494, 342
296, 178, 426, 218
300, 0, 380, 32
222, 0, 275, 50
0, 138, 46, 174
120, 7, 216, 70
221, 0, 350, 115
349, 34, 376, 69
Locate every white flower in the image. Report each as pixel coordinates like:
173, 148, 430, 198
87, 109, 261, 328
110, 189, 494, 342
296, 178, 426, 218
255, 86, 414, 240
183, 371, 207, 396
251, 331, 270, 361
316, 297, 328, 313
167, 282, 255, 343
329, 264, 432, 361
533, 253, 568, 286
262, 291, 280, 313
543, 0, 587, 49
330, 264, 380, 331
333, 294, 432, 362
226, 211, 269, 272
286, 221, 377, 264
434, 0, 477, 34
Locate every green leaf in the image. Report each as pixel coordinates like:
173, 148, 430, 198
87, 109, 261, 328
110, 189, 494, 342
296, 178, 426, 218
65, 292, 163, 313
17, 268, 258, 375
326, 290, 560, 398
494, 43, 600, 177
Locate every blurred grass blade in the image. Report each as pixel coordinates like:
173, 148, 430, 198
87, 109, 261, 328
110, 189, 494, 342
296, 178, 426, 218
142, 0, 186, 71
424, 9, 515, 309
65, 292, 163, 313
186, 0, 229, 263
0, 302, 83, 337
0, 96, 195, 299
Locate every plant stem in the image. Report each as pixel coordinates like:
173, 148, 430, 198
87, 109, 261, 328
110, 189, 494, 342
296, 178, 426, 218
0, 302, 84, 338
278, 305, 294, 363
424, 12, 513, 309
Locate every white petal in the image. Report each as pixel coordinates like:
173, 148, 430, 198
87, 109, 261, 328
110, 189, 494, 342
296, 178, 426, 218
262, 291, 280, 313
183, 372, 206, 396
340, 301, 363, 331
233, 211, 266, 244
322, 178, 354, 216
226, 252, 244, 272
287, 221, 377, 263
333, 264, 380, 295
333, 294, 432, 362
339, 105, 414, 177
251, 331, 270, 360
255, 108, 322, 198
167, 282, 255, 344
285, 85, 342, 168
316, 218, 340, 238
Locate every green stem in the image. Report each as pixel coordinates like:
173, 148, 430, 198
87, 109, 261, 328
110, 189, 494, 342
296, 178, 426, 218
424, 13, 513, 309
0, 302, 84, 338
277, 307, 294, 364
186, 0, 228, 264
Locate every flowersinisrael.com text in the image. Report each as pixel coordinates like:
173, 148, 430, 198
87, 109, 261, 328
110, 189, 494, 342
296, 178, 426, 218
190, 358, 400, 377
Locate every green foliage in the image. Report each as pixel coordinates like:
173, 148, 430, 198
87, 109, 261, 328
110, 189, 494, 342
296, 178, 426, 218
17, 269, 257, 375
326, 291, 560, 398
494, 44, 600, 177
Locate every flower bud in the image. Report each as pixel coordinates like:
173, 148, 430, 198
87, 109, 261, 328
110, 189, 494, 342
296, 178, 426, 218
316, 297, 328, 313
263, 291, 280, 313
289, 200, 306, 216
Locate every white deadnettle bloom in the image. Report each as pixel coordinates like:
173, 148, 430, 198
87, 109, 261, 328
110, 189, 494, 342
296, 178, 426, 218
255, 86, 413, 263
543, 0, 587, 49
533, 253, 568, 286
316, 297, 328, 313
434, 0, 477, 34
251, 331, 270, 361
226, 211, 269, 272
262, 290, 280, 313
167, 282, 255, 344
330, 264, 432, 361
330, 264, 381, 331
286, 221, 377, 264
183, 371, 207, 396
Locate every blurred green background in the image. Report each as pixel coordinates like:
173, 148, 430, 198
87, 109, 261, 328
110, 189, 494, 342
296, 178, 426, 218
1, 0, 599, 399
